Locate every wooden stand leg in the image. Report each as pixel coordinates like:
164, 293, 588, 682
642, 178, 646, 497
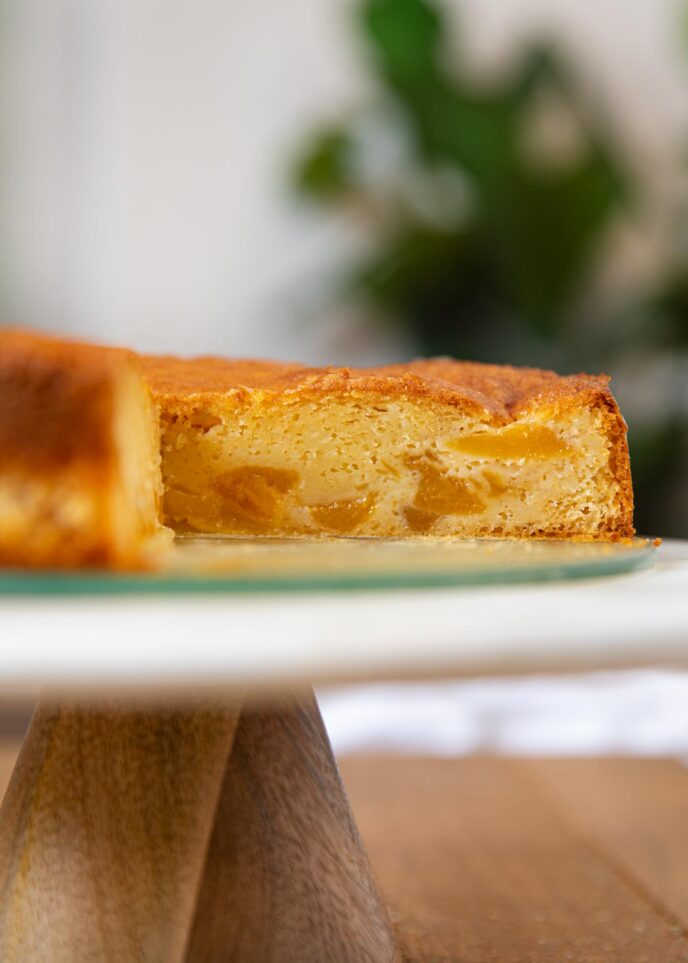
186, 690, 400, 963
0, 700, 240, 962
0, 691, 399, 963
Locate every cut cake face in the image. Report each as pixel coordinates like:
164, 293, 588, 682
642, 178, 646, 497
143, 355, 633, 543
0, 331, 634, 568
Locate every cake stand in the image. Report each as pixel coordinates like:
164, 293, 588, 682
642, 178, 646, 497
0, 537, 684, 963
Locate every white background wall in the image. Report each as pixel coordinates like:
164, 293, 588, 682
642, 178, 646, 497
2, 0, 687, 362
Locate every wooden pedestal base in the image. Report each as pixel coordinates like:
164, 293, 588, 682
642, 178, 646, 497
0, 692, 399, 963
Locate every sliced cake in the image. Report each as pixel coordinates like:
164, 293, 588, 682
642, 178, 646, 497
0, 330, 163, 568
141, 354, 633, 542
0, 329, 634, 568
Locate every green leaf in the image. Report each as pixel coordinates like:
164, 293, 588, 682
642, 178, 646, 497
511, 47, 565, 106
363, 25, 557, 187
362, 0, 442, 85
656, 272, 688, 346
293, 129, 354, 198
629, 415, 688, 537
489, 145, 625, 334
300, 0, 627, 343
350, 223, 508, 354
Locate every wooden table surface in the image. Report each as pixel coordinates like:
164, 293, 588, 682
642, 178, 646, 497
342, 756, 688, 963
0, 740, 685, 962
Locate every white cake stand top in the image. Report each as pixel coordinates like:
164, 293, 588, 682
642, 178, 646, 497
0, 538, 683, 691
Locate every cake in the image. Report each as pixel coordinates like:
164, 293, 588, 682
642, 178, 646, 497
0, 329, 634, 568
0, 330, 162, 568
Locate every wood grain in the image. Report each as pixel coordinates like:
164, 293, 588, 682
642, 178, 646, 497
0, 743, 19, 802
185, 692, 400, 963
341, 756, 688, 963
0, 700, 240, 963
1, 722, 688, 962
527, 758, 688, 932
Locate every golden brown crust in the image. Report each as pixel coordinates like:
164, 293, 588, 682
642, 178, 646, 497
594, 391, 635, 539
140, 353, 610, 420
0, 329, 132, 474
0, 329, 146, 568
0, 526, 117, 570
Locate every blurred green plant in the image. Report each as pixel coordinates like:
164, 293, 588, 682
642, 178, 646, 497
295, 0, 625, 360
293, 0, 688, 536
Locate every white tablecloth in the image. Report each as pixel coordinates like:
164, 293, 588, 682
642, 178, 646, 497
319, 669, 688, 759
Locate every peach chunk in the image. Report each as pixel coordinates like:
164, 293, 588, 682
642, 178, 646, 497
402, 459, 487, 533
310, 494, 376, 534
413, 462, 486, 516
164, 466, 299, 533
213, 466, 299, 532
403, 506, 438, 534
447, 423, 571, 460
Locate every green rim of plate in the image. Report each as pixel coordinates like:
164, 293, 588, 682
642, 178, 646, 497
0, 538, 656, 595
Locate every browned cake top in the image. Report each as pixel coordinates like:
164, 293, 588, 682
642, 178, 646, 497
140, 353, 611, 418
1, 327, 617, 435
0, 329, 131, 471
